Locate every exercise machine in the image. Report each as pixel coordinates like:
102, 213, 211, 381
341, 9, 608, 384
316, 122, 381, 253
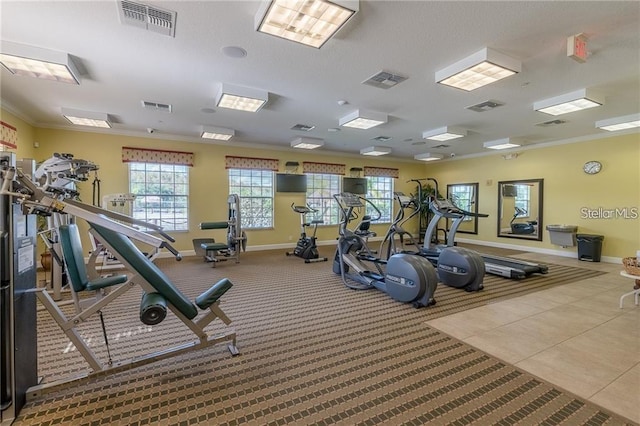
510, 206, 536, 235
385, 179, 485, 292
0, 153, 38, 425
285, 203, 327, 263
332, 192, 437, 308
2, 164, 239, 398
424, 187, 548, 279
197, 194, 247, 266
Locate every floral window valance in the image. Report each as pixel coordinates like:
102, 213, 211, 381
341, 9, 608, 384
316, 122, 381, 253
225, 156, 279, 171
302, 162, 345, 175
364, 166, 399, 178
1, 121, 17, 149
122, 147, 194, 166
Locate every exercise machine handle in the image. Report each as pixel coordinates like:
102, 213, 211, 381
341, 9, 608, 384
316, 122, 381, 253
157, 230, 176, 243
160, 242, 182, 261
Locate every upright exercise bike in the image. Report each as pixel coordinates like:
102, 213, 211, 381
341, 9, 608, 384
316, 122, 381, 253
285, 203, 328, 263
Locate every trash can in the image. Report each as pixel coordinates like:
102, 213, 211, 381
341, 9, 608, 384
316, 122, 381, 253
576, 234, 604, 262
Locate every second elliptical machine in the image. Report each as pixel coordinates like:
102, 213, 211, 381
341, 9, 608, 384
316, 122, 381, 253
285, 203, 328, 263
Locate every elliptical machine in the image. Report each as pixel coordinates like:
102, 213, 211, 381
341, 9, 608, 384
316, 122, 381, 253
510, 206, 536, 234
285, 203, 328, 263
332, 192, 438, 308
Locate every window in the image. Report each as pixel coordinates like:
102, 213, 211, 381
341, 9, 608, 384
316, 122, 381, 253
228, 169, 273, 229
366, 176, 393, 223
514, 184, 531, 217
129, 162, 188, 231
306, 173, 341, 225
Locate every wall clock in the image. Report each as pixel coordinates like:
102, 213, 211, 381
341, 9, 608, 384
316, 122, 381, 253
583, 160, 602, 175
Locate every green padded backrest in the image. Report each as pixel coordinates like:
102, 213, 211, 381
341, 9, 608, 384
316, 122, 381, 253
200, 222, 228, 230
90, 223, 198, 320
59, 224, 89, 293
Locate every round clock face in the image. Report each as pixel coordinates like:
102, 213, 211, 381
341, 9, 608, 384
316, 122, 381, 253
583, 161, 602, 175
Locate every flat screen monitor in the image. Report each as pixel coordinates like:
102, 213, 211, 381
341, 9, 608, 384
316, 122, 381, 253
502, 184, 517, 197
276, 173, 307, 192
342, 177, 367, 195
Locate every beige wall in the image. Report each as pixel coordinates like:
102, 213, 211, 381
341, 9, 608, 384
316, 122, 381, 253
424, 133, 640, 259
2, 108, 638, 260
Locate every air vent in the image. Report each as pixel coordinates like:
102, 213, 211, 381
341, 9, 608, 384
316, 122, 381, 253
466, 100, 504, 112
118, 1, 176, 37
431, 144, 450, 149
536, 119, 567, 127
141, 101, 172, 112
372, 136, 392, 142
362, 71, 408, 89
291, 124, 315, 132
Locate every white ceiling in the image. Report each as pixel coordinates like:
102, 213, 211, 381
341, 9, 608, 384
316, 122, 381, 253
1, 1, 639, 161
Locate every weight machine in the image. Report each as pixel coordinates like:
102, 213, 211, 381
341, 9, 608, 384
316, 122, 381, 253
197, 194, 247, 266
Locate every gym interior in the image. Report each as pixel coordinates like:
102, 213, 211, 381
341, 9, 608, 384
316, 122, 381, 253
1, 2, 639, 425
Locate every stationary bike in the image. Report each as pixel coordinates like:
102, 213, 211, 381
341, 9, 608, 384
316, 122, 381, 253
285, 203, 328, 263
510, 206, 536, 234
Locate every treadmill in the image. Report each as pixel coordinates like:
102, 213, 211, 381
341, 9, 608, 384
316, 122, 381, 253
423, 198, 548, 280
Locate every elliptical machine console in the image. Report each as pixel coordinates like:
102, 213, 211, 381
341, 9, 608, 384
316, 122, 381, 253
332, 192, 438, 308
286, 203, 328, 263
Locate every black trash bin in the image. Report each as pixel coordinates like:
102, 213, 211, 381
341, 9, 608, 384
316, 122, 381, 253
576, 234, 604, 262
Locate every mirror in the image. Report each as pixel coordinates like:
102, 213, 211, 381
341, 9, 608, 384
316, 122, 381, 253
446, 182, 479, 234
497, 179, 544, 241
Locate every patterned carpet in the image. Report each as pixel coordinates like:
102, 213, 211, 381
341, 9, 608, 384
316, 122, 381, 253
16, 248, 633, 425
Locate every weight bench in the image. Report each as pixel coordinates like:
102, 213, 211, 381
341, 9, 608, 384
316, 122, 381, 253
30, 222, 239, 398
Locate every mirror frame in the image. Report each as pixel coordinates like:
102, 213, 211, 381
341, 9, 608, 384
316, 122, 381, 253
497, 178, 544, 241
446, 182, 479, 235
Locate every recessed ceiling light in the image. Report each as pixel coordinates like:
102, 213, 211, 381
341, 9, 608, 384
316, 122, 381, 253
216, 83, 268, 112
291, 137, 324, 149
201, 126, 234, 140
339, 109, 387, 129
360, 146, 391, 156
0, 41, 80, 84
422, 126, 467, 141
62, 108, 111, 128
414, 153, 444, 161
483, 138, 521, 150
435, 47, 521, 91
255, 0, 359, 48
534, 88, 603, 116
595, 113, 640, 131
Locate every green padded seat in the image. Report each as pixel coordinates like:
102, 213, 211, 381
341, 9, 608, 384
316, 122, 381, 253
201, 242, 229, 251
90, 223, 199, 320
195, 278, 232, 310
59, 224, 128, 293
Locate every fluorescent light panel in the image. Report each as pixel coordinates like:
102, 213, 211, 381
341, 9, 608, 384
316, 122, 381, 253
216, 83, 268, 112
255, 0, 358, 48
201, 126, 235, 140
291, 137, 324, 149
414, 153, 444, 161
422, 126, 467, 141
435, 47, 520, 91
595, 113, 640, 131
483, 138, 520, 150
339, 109, 387, 129
62, 108, 111, 128
0, 41, 80, 84
360, 146, 391, 156
534, 88, 603, 116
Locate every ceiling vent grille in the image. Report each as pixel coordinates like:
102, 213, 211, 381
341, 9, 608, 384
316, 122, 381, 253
536, 119, 567, 127
141, 100, 172, 112
431, 144, 450, 149
372, 136, 392, 142
466, 100, 504, 112
119, 1, 176, 37
362, 71, 408, 89
291, 124, 315, 132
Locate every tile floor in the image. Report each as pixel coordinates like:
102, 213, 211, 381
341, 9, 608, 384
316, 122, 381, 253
426, 253, 640, 423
